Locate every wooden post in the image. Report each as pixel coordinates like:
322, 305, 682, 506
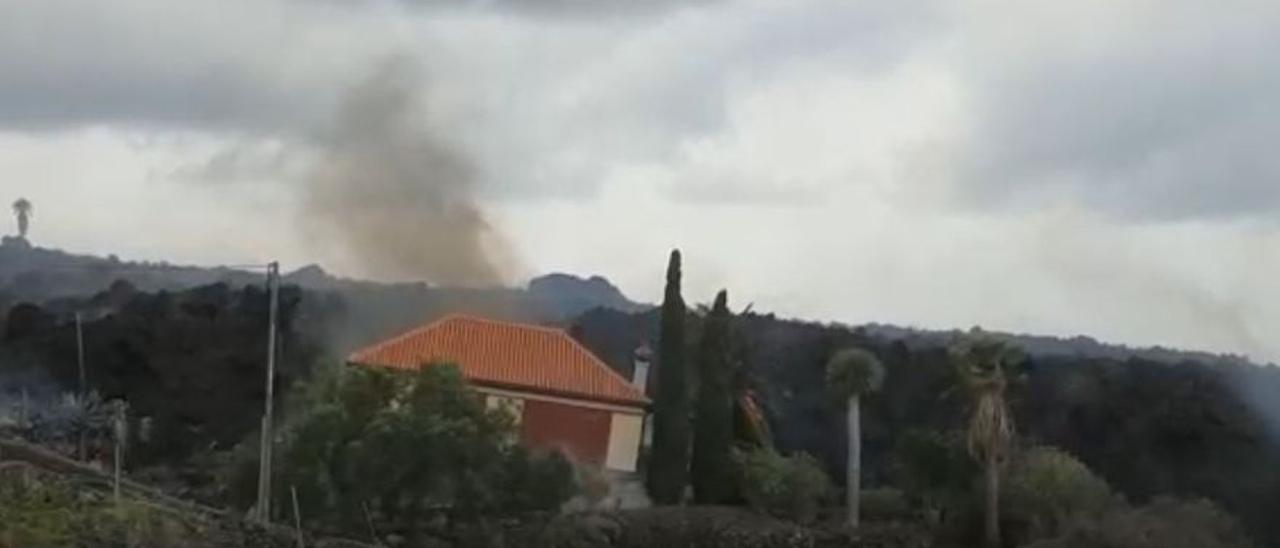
75, 312, 87, 462
291, 485, 305, 548
113, 401, 127, 504
18, 388, 28, 429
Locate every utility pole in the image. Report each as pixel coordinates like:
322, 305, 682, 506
113, 400, 127, 504
76, 313, 86, 394
256, 261, 281, 522
75, 312, 87, 461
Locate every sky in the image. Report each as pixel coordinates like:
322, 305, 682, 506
1, 0, 1279, 361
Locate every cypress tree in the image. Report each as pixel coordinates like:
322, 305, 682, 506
647, 249, 689, 504
692, 289, 735, 504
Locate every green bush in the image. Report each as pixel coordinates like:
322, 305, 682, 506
496, 446, 578, 514
0, 472, 186, 547
0, 473, 79, 547
1025, 497, 1254, 548
1003, 446, 1119, 544
239, 363, 579, 535
736, 448, 832, 523
889, 429, 977, 514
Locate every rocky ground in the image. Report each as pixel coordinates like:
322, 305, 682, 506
496, 507, 932, 548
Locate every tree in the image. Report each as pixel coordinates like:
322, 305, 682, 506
253, 363, 576, 535
950, 332, 1023, 548
692, 289, 735, 504
737, 447, 832, 523
647, 249, 689, 504
826, 347, 885, 528
12, 197, 32, 239
1004, 446, 1118, 545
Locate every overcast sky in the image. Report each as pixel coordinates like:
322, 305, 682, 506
2, 0, 1279, 361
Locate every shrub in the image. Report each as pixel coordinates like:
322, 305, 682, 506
241, 363, 578, 535
1025, 497, 1254, 548
496, 446, 578, 514
0, 472, 186, 547
889, 429, 977, 514
736, 448, 832, 523
1003, 446, 1119, 544
0, 472, 78, 547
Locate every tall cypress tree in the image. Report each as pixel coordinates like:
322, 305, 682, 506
647, 249, 689, 504
692, 289, 735, 504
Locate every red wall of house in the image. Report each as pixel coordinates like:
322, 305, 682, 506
520, 399, 611, 466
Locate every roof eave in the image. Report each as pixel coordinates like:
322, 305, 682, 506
346, 360, 651, 410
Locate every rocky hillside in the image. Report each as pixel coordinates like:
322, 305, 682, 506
0, 239, 648, 355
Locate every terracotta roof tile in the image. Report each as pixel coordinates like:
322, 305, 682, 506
348, 315, 649, 407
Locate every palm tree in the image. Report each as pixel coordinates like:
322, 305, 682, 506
949, 332, 1023, 548
826, 347, 885, 529
12, 197, 32, 239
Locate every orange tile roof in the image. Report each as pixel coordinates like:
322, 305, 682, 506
348, 315, 649, 408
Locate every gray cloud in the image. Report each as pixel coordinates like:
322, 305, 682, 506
949, 3, 1280, 220
2, 0, 1279, 221
164, 141, 303, 185
0, 1, 358, 133
324, 0, 720, 19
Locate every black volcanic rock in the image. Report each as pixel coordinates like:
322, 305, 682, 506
0, 283, 319, 465
0, 245, 649, 356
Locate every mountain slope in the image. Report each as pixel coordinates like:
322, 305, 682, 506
0, 239, 649, 353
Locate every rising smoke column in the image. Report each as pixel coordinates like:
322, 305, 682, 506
301, 58, 512, 286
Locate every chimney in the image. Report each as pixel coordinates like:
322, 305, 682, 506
631, 345, 653, 394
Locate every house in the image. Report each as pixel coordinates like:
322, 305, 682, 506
347, 314, 651, 473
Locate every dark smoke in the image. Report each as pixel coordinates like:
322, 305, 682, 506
301, 57, 513, 287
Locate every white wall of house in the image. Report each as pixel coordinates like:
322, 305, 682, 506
605, 412, 644, 473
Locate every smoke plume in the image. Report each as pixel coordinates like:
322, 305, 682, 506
301, 58, 512, 286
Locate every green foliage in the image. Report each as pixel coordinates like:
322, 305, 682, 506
249, 363, 577, 535
1003, 446, 1119, 544
825, 348, 885, 399
949, 331, 1023, 547
576, 308, 1280, 546
498, 445, 579, 514
1025, 498, 1255, 548
648, 249, 690, 504
890, 429, 977, 512
736, 447, 832, 523
0, 472, 187, 547
949, 332, 1022, 463
692, 289, 736, 504
0, 473, 78, 547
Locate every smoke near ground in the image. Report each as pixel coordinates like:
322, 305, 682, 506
300, 58, 513, 287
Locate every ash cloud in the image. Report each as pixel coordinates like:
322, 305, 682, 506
300, 58, 513, 286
